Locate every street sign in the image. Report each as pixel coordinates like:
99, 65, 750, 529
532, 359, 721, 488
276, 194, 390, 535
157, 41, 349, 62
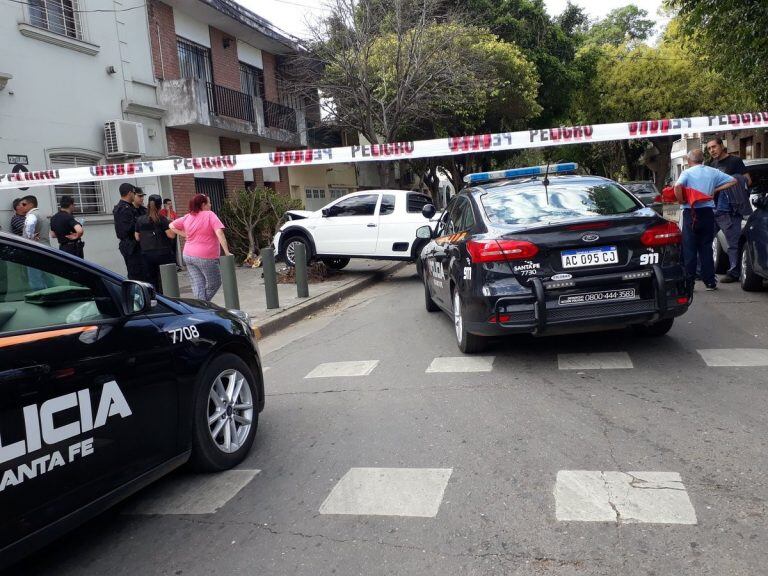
7, 154, 28, 165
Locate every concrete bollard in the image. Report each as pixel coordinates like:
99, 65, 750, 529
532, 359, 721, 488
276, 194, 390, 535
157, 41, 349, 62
294, 243, 309, 298
219, 254, 240, 310
159, 263, 180, 298
262, 247, 280, 309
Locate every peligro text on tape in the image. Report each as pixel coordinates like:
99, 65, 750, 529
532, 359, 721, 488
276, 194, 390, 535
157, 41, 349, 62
1, 112, 767, 191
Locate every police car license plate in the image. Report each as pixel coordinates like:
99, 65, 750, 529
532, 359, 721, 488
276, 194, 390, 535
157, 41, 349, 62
558, 288, 637, 305
561, 246, 618, 268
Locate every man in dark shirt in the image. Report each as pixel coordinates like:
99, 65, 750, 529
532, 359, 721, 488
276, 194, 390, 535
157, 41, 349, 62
50, 195, 85, 257
706, 138, 751, 282
133, 187, 147, 217
10, 198, 26, 236
113, 183, 145, 280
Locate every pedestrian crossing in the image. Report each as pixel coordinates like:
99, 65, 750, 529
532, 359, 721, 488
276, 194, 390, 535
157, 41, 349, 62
296, 348, 768, 379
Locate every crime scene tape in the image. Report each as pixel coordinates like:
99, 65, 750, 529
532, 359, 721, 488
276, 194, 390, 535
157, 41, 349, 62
2, 112, 768, 191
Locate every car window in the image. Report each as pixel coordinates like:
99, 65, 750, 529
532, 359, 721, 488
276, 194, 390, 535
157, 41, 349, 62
454, 197, 476, 231
407, 193, 432, 213
623, 182, 657, 196
436, 197, 459, 236
331, 194, 379, 217
380, 194, 396, 216
0, 243, 120, 334
480, 181, 641, 227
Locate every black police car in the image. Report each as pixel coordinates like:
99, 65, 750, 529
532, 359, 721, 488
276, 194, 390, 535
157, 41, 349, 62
0, 232, 264, 567
740, 188, 768, 291
417, 164, 692, 353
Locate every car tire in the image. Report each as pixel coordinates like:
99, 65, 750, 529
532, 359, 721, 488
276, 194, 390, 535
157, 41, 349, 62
453, 289, 486, 353
634, 318, 674, 337
323, 257, 350, 270
740, 246, 763, 291
713, 236, 728, 275
424, 275, 439, 312
283, 235, 311, 268
190, 353, 259, 472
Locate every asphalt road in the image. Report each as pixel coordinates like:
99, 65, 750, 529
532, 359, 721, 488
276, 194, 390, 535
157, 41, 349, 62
12, 267, 768, 576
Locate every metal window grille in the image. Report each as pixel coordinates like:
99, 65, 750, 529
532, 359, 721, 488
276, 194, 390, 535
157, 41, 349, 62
28, 0, 82, 39
263, 100, 297, 132
194, 178, 226, 214
177, 37, 213, 82
50, 154, 106, 214
239, 62, 265, 99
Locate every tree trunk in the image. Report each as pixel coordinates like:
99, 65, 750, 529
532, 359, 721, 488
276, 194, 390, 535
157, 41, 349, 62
653, 137, 674, 187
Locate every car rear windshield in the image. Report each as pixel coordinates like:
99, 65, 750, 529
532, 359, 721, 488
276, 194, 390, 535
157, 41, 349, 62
479, 181, 642, 227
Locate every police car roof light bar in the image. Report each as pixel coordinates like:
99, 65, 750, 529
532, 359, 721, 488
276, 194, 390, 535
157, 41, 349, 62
464, 163, 578, 184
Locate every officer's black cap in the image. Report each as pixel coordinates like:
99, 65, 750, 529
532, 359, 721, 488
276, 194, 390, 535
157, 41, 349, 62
119, 183, 136, 197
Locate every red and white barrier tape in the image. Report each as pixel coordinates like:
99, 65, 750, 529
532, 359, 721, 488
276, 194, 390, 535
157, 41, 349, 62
2, 112, 767, 191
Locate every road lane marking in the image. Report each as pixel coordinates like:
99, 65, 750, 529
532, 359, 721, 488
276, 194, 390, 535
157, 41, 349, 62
697, 348, 768, 367
319, 467, 453, 517
123, 469, 260, 515
305, 360, 379, 378
425, 356, 495, 373
555, 470, 697, 524
557, 352, 633, 370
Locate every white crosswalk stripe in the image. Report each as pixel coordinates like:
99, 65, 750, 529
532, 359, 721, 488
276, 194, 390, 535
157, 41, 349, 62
426, 356, 495, 373
305, 360, 379, 378
697, 348, 768, 367
319, 467, 453, 517
557, 352, 633, 370
123, 469, 261, 515
554, 470, 697, 524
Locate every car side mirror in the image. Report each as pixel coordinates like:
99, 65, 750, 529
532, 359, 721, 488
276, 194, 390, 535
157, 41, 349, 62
321, 208, 330, 217
322, 206, 338, 217
422, 204, 436, 219
416, 225, 433, 240
121, 280, 155, 316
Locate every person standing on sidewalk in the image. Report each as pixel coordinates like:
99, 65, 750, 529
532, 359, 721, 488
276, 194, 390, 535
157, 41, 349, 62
706, 138, 751, 283
50, 195, 85, 257
135, 194, 176, 291
169, 194, 231, 301
113, 183, 145, 281
160, 198, 180, 268
20, 195, 50, 245
10, 198, 26, 236
675, 149, 736, 291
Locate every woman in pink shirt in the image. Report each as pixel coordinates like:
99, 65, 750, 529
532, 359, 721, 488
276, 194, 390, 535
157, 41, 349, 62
169, 194, 231, 300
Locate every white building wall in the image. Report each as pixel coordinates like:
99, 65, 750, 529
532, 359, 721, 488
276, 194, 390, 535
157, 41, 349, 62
0, 0, 165, 274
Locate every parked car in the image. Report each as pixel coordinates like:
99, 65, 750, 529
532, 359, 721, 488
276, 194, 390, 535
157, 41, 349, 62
273, 190, 434, 270
621, 180, 660, 206
0, 232, 264, 568
740, 189, 768, 291
417, 164, 691, 353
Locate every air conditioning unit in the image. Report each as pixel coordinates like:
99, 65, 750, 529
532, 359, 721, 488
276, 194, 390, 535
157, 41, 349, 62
104, 120, 146, 157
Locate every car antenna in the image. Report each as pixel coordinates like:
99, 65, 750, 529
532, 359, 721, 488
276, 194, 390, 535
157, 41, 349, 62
543, 162, 551, 204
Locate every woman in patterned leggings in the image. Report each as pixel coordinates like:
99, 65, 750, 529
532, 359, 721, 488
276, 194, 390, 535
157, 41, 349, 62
169, 194, 231, 301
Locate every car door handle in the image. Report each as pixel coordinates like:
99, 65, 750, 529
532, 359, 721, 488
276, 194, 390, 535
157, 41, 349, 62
367, 223, 377, 227
0, 363, 50, 383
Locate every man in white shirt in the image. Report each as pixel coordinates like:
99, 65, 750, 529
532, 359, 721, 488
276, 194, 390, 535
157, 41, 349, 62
20, 195, 50, 246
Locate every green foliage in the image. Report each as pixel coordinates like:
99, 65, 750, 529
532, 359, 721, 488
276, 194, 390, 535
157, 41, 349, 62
668, 0, 768, 106
220, 188, 301, 265
586, 5, 655, 47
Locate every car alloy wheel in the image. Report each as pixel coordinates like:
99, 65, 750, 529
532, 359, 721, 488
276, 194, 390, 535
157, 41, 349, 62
453, 290, 463, 343
285, 238, 305, 267
207, 368, 254, 454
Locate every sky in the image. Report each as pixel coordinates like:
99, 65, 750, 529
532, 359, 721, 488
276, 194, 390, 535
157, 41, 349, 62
238, 0, 667, 41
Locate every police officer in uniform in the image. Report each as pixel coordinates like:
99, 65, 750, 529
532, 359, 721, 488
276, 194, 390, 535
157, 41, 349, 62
113, 183, 145, 280
50, 194, 85, 257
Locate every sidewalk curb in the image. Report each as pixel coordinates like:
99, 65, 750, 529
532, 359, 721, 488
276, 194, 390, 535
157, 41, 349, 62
253, 261, 408, 338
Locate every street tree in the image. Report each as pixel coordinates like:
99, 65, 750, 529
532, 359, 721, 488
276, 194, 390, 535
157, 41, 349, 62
667, 0, 768, 106
586, 5, 655, 47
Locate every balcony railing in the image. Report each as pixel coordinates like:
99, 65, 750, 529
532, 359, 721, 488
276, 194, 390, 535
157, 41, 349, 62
206, 82, 254, 123
264, 100, 297, 133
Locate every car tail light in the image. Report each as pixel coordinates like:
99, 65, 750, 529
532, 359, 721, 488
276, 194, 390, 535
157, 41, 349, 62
640, 222, 682, 246
467, 239, 538, 263
677, 296, 689, 305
